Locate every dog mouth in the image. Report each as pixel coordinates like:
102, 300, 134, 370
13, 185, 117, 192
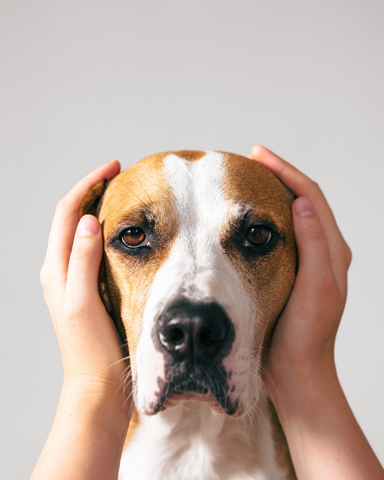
147, 362, 240, 416
173, 379, 209, 395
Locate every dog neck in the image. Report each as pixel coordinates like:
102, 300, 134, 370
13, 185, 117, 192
119, 391, 295, 480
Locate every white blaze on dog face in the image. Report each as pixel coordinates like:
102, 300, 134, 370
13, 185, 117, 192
98, 151, 296, 418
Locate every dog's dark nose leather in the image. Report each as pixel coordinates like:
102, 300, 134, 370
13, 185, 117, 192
157, 298, 233, 363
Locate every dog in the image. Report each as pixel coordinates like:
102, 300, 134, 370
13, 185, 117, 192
80, 150, 297, 480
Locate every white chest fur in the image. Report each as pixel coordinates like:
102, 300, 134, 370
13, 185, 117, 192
118, 393, 289, 480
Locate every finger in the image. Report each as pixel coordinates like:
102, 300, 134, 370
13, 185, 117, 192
293, 197, 346, 305
57, 215, 123, 376
249, 145, 351, 288
42, 160, 120, 299
293, 197, 333, 281
65, 215, 103, 305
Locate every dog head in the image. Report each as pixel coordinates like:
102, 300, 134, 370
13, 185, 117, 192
80, 151, 297, 418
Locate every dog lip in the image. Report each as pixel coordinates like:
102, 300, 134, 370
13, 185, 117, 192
166, 391, 217, 404
149, 364, 240, 416
172, 379, 209, 396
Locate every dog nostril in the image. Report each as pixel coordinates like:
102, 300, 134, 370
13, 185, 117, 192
160, 326, 185, 347
199, 327, 223, 346
168, 327, 184, 344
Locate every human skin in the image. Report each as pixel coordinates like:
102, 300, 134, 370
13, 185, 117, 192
30, 148, 384, 480
31, 160, 131, 480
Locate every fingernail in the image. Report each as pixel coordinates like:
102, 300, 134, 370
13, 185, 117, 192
78, 215, 100, 236
295, 197, 315, 216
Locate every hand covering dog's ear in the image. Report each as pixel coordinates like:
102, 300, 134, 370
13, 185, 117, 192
79, 179, 128, 352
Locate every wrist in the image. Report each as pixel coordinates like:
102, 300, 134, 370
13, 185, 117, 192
31, 377, 131, 480
60, 379, 132, 434
269, 357, 342, 423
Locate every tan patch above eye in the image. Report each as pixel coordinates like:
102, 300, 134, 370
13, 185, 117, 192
122, 227, 146, 247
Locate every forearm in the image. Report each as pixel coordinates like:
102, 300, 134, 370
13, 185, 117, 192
30, 384, 130, 480
274, 363, 384, 480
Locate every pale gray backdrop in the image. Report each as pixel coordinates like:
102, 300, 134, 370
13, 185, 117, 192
1, 0, 383, 478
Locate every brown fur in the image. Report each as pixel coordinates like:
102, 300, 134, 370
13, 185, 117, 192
124, 411, 141, 449
172, 150, 207, 162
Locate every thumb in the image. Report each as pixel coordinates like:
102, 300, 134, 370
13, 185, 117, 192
65, 215, 103, 305
59, 215, 126, 393
62, 214, 123, 370
292, 197, 333, 289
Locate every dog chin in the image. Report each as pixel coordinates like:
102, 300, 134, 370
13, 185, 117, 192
144, 386, 244, 417
166, 392, 248, 418
165, 391, 218, 406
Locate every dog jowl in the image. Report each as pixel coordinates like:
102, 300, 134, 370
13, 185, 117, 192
80, 150, 297, 480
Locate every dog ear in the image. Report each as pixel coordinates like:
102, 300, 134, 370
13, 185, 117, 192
79, 179, 128, 355
79, 178, 109, 218
285, 185, 297, 203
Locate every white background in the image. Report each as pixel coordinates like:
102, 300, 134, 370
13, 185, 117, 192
1, 1, 383, 478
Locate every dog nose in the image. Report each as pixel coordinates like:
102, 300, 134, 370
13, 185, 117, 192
156, 299, 234, 363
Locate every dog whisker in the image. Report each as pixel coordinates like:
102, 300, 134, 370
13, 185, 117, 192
137, 177, 153, 206
258, 362, 281, 405
101, 356, 131, 374
119, 182, 151, 211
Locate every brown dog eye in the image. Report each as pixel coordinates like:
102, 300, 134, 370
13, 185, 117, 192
121, 227, 146, 247
245, 226, 271, 247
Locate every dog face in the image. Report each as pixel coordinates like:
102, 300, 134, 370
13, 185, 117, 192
81, 151, 297, 418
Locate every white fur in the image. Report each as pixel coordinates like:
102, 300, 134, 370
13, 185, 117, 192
119, 391, 286, 480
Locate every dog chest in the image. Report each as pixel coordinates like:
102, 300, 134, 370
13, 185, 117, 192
118, 399, 293, 480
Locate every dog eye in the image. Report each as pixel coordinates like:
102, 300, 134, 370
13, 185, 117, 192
121, 227, 147, 248
244, 225, 271, 247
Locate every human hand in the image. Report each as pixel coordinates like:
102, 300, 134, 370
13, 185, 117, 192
248, 147, 384, 480
31, 160, 133, 480
40, 160, 131, 415
248, 145, 352, 401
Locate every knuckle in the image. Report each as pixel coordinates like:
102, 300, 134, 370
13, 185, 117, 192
62, 303, 82, 321
304, 223, 325, 243
309, 179, 319, 189
40, 266, 50, 288
71, 242, 93, 262
309, 179, 322, 194
318, 276, 335, 295
70, 250, 88, 263
317, 276, 341, 305
296, 177, 320, 198
305, 178, 321, 195
345, 243, 353, 266
56, 196, 69, 213
63, 299, 91, 322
